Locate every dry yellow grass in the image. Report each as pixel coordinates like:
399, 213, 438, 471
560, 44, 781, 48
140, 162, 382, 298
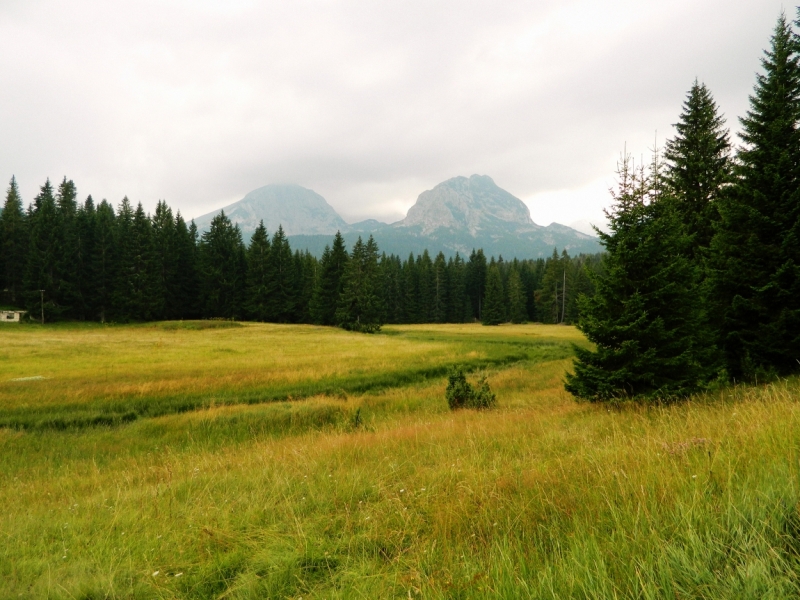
1, 323, 799, 598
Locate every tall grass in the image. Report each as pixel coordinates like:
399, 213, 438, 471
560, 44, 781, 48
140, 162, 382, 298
1, 323, 799, 597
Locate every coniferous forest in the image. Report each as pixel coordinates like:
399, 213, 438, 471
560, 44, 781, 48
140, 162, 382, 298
567, 11, 800, 401
0, 179, 601, 331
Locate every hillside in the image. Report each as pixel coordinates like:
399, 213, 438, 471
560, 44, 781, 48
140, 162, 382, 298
193, 184, 347, 238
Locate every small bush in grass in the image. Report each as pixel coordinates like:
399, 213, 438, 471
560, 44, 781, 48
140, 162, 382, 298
446, 367, 496, 410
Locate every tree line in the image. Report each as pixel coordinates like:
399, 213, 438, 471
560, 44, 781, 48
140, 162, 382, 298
0, 179, 602, 328
567, 10, 800, 401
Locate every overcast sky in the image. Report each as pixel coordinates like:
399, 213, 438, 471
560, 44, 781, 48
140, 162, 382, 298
0, 0, 787, 232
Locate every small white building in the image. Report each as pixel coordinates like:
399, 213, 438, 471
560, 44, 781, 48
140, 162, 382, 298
0, 310, 27, 323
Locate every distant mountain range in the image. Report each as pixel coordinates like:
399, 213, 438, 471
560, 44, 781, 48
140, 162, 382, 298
193, 175, 602, 258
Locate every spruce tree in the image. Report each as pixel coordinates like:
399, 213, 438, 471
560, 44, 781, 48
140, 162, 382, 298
309, 231, 348, 325
0, 176, 27, 306
112, 197, 136, 320
24, 179, 61, 321
710, 12, 800, 379
174, 215, 200, 319
664, 81, 731, 255
336, 235, 383, 332
93, 200, 116, 323
54, 177, 79, 318
537, 249, 565, 323
198, 211, 247, 319
466, 249, 487, 320
481, 264, 506, 325
73, 196, 96, 320
432, 251, 448, 323
507, 267, 527, 323
402, 253, 419, 323
151, 200, 177, 319
245, 221, 272, 321
566, 154, 714, 401
264, 225, 296, 322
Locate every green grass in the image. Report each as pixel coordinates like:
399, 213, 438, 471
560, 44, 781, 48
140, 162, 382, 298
1, 322, 800, 598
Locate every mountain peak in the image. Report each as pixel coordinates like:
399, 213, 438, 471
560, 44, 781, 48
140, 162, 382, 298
398, 174, 535, 236
194, 184, 347, 238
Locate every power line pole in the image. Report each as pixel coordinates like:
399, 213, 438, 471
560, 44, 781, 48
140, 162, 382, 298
39, 289, 45, 324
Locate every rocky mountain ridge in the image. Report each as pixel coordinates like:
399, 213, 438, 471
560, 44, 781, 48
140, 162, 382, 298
194, 176, 602, 258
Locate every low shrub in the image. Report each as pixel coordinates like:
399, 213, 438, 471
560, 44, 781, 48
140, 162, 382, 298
445, 367, 496, 410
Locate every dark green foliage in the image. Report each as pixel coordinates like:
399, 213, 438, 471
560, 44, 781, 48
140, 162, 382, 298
566, 154, 715, 402
481, 264, 506, 325
174, 215, 200, 319
466, 249, 487, 320
664, 81, 731, 255
309, 231, 348, 325
0, 176, 27, 305
24, 179, 61, 321
336, 236, 383, 333
710, 13, 800, 380
507, 268, 527, 324
264, 225, 296, 322
245, 221, 271, 321
72, 196, 96, 320
198, 211, 247, 319
92, 200, 116, 323
446, 366, 497, 410
151, 200, 177, 319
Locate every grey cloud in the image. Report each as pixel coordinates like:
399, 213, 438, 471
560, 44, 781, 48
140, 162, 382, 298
0, 0, 787, 226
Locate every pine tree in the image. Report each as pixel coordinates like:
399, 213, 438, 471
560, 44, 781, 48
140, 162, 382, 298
294, 250, 317, 323
664, 81, 731, 255
401, 253, 419, 323
73, 196, 96, 320
245, 221, 272, 321
507, 267, 527, 323
710, 12, 800, 379
0, 176, 27, 306
151, 200, 177, 319
566, 153, 714, 401
24, 179, 61, 321
129, 202, 159, 320
336, 235, 383, 332
174, 215, 200, 319
198, 212, 247, 319
309, 231, 348, 325
537, 249, 565, 323
466, 249, 487, 320
54, 177, 79, 318
432, 252, 448, 323
264, 225, 296, 322
93, 200, 116, 323
481, 264, 506, 325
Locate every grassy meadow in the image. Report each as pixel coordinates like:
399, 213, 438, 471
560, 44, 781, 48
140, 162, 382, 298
2, 322, 800, 598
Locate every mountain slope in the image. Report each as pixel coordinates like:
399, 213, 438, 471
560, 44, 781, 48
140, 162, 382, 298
194, 184, 347, 238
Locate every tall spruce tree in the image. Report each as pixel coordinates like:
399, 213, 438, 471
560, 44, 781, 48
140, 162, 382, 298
710, 12, 800, 379
664, 81, 731, 255
245, 221, 272, 321
309, 231, 348, 325
507, 267, 527, 324
264, 225, 296, 322
73, 196, 96, 320
198, 211, 247, 319
566, 153, 714, 401
466, 249, 487, 320
151, 200, 177, 319
54, 177, 79, 318
0, 176, 27, 306
481, 263, 506, 326
93, 200, 116, 322
24, 180, 61, 321
174, 215, 200, 319
336, 235, 383, 332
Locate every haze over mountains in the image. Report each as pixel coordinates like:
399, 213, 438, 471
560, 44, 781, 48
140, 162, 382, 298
195, 175, 602, 258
